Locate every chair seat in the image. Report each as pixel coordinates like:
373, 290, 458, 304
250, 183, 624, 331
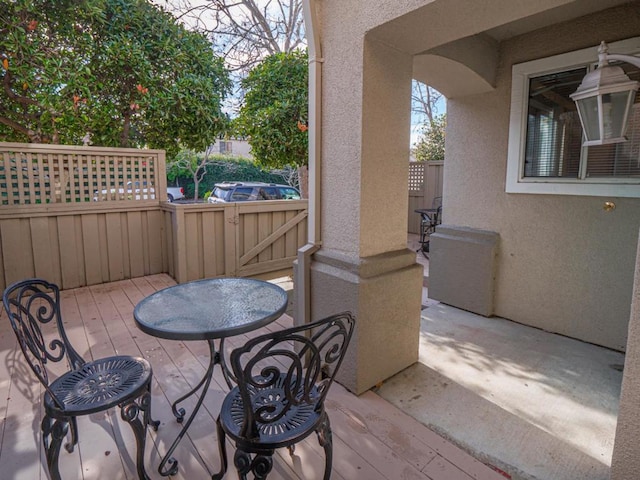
220, 374, 322, 450
45, 355, 152, 417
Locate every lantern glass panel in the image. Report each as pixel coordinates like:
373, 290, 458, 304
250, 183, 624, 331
576, 95, 601, 141
601, 91, 633, 141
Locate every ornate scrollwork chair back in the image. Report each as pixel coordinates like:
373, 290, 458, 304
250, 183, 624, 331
3, 278, 159, 480
4, 279, 83, 406
213, 311, 355, 480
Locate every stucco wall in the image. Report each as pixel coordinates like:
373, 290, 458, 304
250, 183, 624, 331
444, 4, 640, 351
611, 230, 640, 478
318, 0, 584, 256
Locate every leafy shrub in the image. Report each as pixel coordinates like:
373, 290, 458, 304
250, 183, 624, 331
413, 114, 446, 162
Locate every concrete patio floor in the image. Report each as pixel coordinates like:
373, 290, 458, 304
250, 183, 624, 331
376, 235, 625, 480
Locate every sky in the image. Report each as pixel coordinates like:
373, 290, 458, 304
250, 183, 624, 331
151, 0, 445, 146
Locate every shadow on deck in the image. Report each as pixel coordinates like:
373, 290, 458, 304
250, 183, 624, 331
0, 274, 503, 480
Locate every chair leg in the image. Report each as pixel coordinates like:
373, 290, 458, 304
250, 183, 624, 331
143, 383, 160, 432
120, 391, 153, 480
234, 448, 274, 480
42, 415, 68, 480
316, 413, 333, 480
211, 415, 228, 480
64, 417, 79, 453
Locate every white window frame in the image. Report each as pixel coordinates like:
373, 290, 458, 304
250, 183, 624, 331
506, 36, 640, 197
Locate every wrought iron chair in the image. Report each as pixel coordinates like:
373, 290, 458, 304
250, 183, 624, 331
418, 195, 443, 258
213, 312, 356, 480
2, 278, 159, 480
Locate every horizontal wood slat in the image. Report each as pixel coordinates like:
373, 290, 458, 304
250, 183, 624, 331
0, 275, 503, 480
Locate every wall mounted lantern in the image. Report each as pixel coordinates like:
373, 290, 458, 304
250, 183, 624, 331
570, 41, 640, 146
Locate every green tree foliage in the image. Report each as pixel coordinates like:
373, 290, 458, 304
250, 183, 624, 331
0, 0, 231, 156
414, 114, 446, 162
235, 50, 308, 169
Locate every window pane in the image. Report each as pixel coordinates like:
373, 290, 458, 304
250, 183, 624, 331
214, 187, 231, 201
259, 187, 278, 199
524, 68, 586, 178
602, 91, 632, 141
278, 187, 300, 199
231, 187, 253, 200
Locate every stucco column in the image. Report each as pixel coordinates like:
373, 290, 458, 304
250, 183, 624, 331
611, 229, 640, 479
309, 37, 423, 394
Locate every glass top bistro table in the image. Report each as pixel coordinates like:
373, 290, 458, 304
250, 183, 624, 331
133, 277, 288, 477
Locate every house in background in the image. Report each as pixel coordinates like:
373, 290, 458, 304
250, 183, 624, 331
210, 137, 253, 159
299, 0, 640, 477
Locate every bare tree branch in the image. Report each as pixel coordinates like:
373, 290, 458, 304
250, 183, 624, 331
157, 0, 305, 75
412, 81, 443, 128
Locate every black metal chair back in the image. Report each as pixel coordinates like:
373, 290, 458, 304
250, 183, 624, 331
432, 195, 442, 211
213, 312, 355, 480
429, 196, 443, 226
3, 278, 159, 480
3, 279, 84, 408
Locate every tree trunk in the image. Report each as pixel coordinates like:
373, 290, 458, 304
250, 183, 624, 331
193, 172, 200, 201
121, 110, 131, 147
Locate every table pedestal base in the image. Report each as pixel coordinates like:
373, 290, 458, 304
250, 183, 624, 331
158, 340, 219, 477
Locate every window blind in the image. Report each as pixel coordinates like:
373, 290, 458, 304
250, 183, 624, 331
524, 68, 585, 178
524, 63, 640, 180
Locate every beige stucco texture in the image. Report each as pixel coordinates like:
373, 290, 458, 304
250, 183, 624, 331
312, 0, 640, 392
310, 0, 640, 475
310, 249, 423, 394
443, 5, 640, 351
312, 1, 429, 394
611, 231, 640, 479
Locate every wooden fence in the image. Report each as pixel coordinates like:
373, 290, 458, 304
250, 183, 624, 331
0, 203, 166, 291
0, 143, 307, 291
408, 161, 444, 234
0, 200, 308, 291
0, 143, 167, 205
163, 200, 308, 283
0, 143, 441, 290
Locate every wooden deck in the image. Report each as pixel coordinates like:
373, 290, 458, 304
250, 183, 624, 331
0, 274, 503, 480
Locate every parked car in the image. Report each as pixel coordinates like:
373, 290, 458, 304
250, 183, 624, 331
207, 182, 301, 203
93, 181, 184, 202
166, 186, 185, 202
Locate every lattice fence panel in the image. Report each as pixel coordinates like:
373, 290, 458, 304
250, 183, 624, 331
0, 143, 165, 205
408, 162, 425, 193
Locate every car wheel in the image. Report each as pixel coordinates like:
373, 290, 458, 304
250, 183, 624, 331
168, 194, 174, 202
